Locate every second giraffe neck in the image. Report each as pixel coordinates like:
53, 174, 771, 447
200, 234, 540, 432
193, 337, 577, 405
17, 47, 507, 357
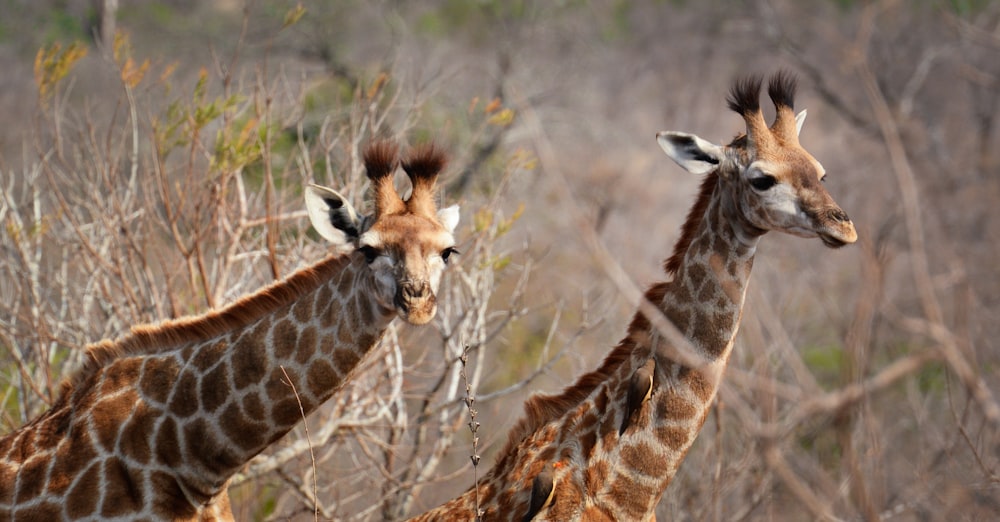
408, 178, 762, 521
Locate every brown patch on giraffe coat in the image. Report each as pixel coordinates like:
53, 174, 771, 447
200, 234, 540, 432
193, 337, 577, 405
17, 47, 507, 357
307, 359, 339, 397
581, 427, 599, 459
585, 458, 609, 493
357, 295, 375, 327
292, 295, 314, 324
200, 362, 230, 414
151, 470, 197, 519
356, 331, 379, 352
91, 390, 137, 450
48, 428, 98, 497
547, 479, 583, 521
243, 391, 267, 420
220, 403, 267, 451
268, 318, 295, 352
272, 397, 307, 427
0, 465, 14, 504
657, 390, 698, 421
140, 357, 179, 405
101, 457, 143, 517
265, 367, 289, 401
336, 320, 353, 345
191, 339, 228, 372
679, 366, 716, 402
294, 325, 317, 363
581, 505, 616, 521
155, 417, 181, 468
332, 348, 361, 376
169, 370, 199, 418
621, 442, 668, 477
119, 403, 156, 465
608, 473, 657, 520
183, 418, 242, 473
66, 462, 100, 517
14, 455, 47, 500
100, 357, 142, 395
656, 425, 690, 451
233, 331, 268, 390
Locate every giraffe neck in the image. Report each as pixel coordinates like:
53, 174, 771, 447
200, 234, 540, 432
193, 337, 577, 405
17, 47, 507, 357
0, 251, 399, 519
150, 251, 395, 500
409, 175, 761, 521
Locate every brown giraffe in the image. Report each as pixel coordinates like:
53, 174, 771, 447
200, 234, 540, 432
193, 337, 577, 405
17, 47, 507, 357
0, 140, 461, 521
411, 72, 857, 521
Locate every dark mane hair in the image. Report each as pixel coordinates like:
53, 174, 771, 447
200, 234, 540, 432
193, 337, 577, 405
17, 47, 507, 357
664, 172, 719, 275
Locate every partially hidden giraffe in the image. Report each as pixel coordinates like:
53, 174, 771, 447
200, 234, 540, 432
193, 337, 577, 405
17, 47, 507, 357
412, 71, 857, 521
0, 140, 461, 521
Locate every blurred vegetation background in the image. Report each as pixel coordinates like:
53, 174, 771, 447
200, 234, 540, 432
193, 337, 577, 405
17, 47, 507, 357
1, 0, 998, 520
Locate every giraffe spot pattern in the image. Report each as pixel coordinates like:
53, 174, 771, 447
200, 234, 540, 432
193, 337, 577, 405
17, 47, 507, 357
233, 332, 267, 390
65, 462, 100, 517
101, 457, 144, 517
139, 357, 179, 405
155, 417, 181, 468
200, 363, 229, 414
220, 403, 267, 452
169, 370, 200, 418
119, 403, 156, 465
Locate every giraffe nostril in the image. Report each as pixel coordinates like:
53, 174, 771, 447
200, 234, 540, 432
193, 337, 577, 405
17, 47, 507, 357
829, 208, 850, 224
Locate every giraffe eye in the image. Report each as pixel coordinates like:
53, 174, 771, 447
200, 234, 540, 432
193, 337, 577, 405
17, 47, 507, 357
441, 247, 459, 264
358, 245, 381, 263
749, 175, 777, 191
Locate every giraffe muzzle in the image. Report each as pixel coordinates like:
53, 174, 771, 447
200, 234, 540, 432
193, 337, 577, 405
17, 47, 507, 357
394, 281, 437, 324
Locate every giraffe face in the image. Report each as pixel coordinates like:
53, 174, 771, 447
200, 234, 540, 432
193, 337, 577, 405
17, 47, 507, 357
732, 142, 857, 248
357, 209, 459, 324
305, 141, 460, 326
657, 83, 857, 249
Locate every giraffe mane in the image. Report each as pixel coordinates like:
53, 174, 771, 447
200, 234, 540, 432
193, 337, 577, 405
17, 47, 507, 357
63, 253, 353, 396
664, 172, 720, 275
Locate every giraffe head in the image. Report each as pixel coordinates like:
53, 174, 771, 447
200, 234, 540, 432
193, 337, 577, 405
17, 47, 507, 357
304, 141, 460, 325
656, 71, 857, 248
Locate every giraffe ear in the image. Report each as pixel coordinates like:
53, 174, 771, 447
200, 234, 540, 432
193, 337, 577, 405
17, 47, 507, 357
795, 109, 807, 136
656, 131, 723, 175
437, 204, 460, 234
305, 184, 362, 249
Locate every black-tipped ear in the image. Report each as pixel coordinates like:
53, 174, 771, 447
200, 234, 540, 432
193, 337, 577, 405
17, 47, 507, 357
305, 184, 363, 250
656, 132, 724, 175
620, 358, 655, 435
522, 465, 556, 522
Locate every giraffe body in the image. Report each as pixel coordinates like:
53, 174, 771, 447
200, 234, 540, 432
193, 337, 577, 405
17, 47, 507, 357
0, 141, 460, 521
412, 72, 856, 521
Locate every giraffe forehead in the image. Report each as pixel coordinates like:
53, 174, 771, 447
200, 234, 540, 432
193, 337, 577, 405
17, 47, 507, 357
360, 214, 454, 249
750, 147, 824, 181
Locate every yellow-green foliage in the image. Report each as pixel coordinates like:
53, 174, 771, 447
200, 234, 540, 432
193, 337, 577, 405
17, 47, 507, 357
33, 40, 87, 107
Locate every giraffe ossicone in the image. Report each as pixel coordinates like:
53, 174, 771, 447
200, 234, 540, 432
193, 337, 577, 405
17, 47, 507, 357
412, 71, 856, 521
0, 139, 460, 521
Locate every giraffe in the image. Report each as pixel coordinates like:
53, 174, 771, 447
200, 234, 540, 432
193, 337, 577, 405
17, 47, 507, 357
0, 140, 461, 521
411, 71, 857, 521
